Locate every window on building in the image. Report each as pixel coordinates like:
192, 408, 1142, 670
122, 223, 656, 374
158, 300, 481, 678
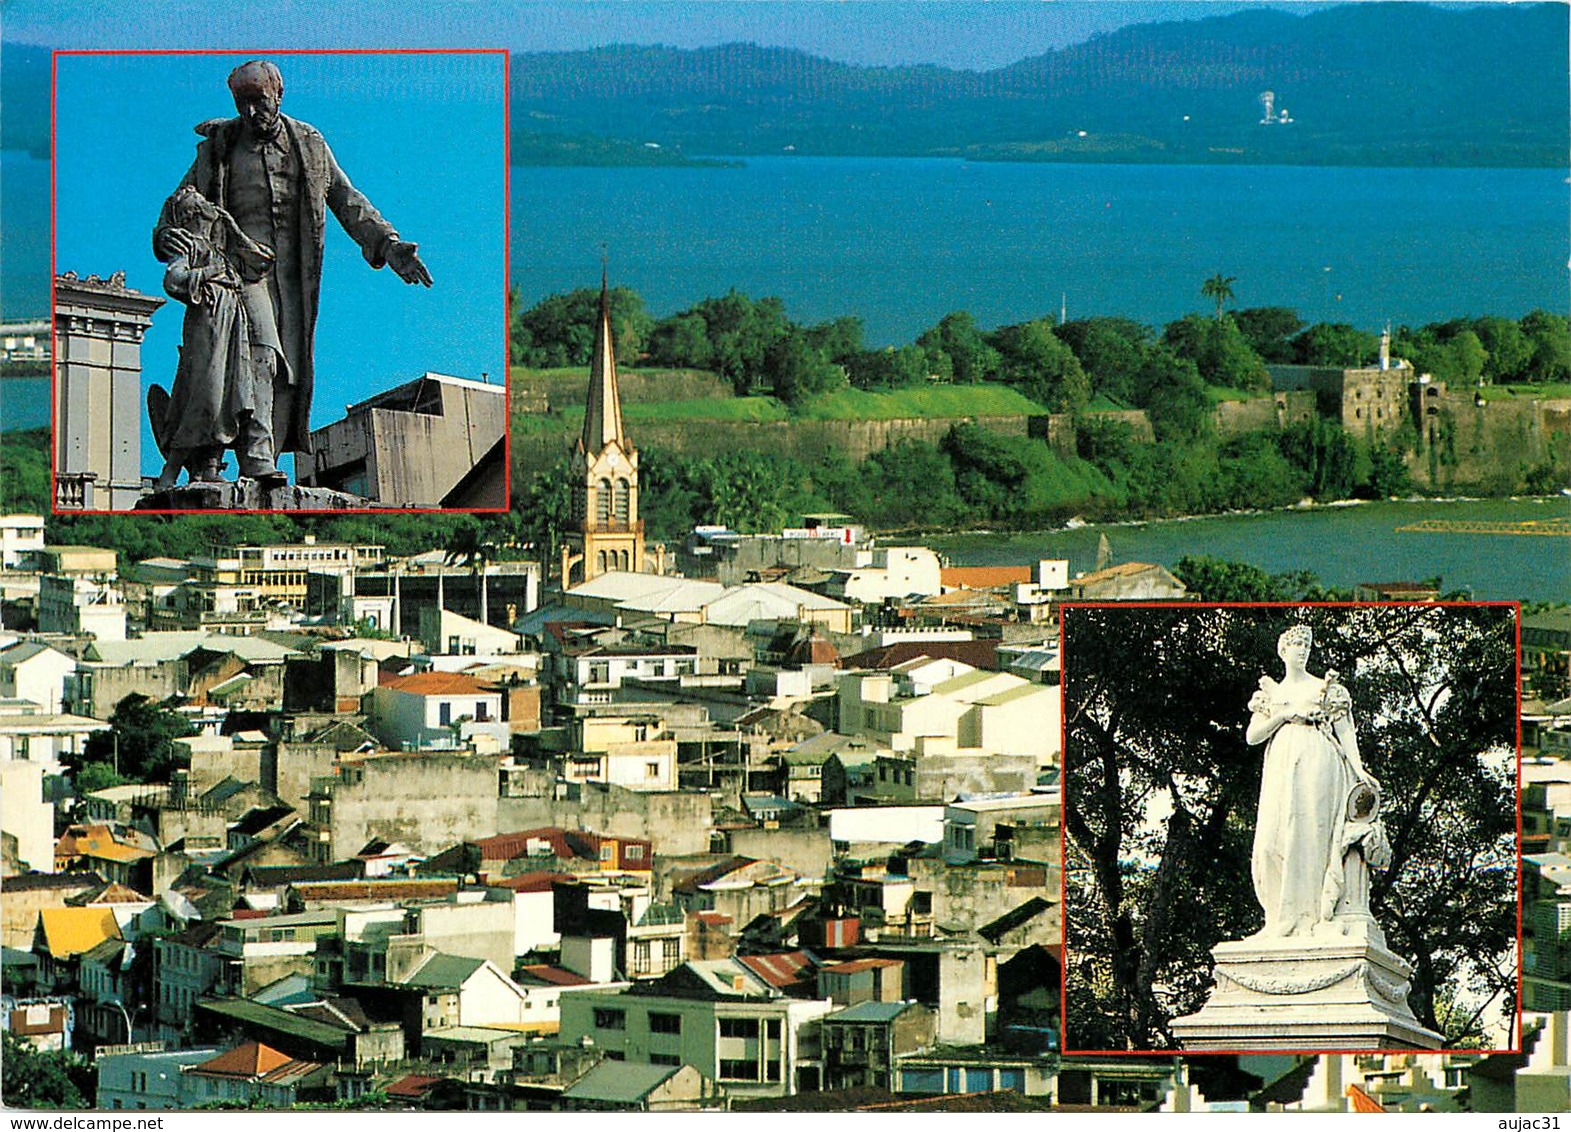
633, 942, 651, 975
650, 1053, 681, 1066
648, 1012, 681, 1035
765, 1019, 781, 1042
661, 938, 681, 965
646, 762, 661, 779
439, 702, 452, 726
719, 1059, 760, 1081
625, 844, 645, 861
475, 701, 490, 722
719, 1017, 758, 1040
593, 1007, 626, 1031
765, 1060, 782, 1082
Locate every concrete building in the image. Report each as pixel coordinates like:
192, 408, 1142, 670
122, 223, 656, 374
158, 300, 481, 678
300, 372, 507, 507
944, 793, 1060, 865
37, 573, 128, 640
821, 1001, 935, 1091
53, 272, 163, 510
837, 663, 1060, 766
562, 278, 647, 585
559, 959, 834, 1098
305, 749, 501, 860
96, 1044, 223, 1109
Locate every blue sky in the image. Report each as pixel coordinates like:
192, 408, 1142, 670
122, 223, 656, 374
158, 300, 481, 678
9, 2, 1334, 71
52, 51, 507, 479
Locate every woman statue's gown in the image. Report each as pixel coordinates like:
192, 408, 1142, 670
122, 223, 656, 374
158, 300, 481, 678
1249, 676, 1357, 937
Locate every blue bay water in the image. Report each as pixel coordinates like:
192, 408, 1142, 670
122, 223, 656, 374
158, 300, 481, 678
10, 152, 1567, 339
929, 497, 1570, 602
512, 157, 1571, 344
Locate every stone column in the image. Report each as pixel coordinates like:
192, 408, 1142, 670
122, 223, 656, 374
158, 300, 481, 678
54, 272, 163, 510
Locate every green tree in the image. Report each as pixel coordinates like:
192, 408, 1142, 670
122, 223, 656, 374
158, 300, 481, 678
1162, 314, 1270, 391
1520, 309, 1571, 383
1172, 556, 1325, 602
859, 440, 967, 529
1, 1032, 94, 1108
0, 427, 51, 512
1133, 346, 1212, 444
845, 344, 930, 390
766, 331, 844, 408
1472, 316, 1533, 383
1233, 307, 1304, 364
517, 458, 574, 574
1278, 417, 1360, 500
917, 311, 1002, 385
78, 694, 197, 784
512, 286, 651, 368
990, 319, 1092, 411
1200, 273, 1236, 321
1292, 322, 1380, 367
653, 291, 792, 395
1064, 605, 1516, 1049
803, 316, 865, 365
1057, 317, 1152, 406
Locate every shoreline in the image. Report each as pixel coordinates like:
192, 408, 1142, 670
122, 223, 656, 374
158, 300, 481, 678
887, 493, 1570, 548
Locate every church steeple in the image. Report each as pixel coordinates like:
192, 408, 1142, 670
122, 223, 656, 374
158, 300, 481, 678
561, 264, 647, 588
580, 267, 625, 454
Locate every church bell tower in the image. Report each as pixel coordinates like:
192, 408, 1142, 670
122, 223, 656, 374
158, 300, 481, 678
561, 273, 645, 586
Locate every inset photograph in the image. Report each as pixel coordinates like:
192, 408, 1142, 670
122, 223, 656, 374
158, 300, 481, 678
1061, 603, 1519, 1055
51, 50, 508, 512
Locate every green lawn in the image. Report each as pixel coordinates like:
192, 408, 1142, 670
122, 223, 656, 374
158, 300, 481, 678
794, 384, 1049, 420
625, 397, 788, 423
1475, 382, 1571, 402
1204, 385, 1263, 404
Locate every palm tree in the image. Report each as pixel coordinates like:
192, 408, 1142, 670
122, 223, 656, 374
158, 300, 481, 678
1201, 273, 1237, 322
444, 522, 500, 627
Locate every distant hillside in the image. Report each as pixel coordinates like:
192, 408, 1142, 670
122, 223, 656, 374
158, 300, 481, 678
9, 5, 1566, 167
509, 4, 1568, 166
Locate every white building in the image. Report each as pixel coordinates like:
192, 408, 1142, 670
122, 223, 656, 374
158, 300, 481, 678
825, 546, 943, 604
369, 671, 506, 750
38, 573, 127, 641
0, 514, 45, 569
0, 640, 77, 713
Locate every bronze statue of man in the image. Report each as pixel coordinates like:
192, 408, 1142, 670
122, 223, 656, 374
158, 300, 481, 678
153, 59, 432, 481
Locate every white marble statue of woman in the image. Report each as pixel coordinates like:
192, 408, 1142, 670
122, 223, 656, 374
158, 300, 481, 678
1246, 624, 1385, 940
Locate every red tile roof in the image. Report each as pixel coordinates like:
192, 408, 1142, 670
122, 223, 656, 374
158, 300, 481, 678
738, 951, 818, 989
385, 1075, 445, 1099
516, 964, 593, 987
821, 958, 903, 975
494, 871, 578, 893
381, 671, 494, 696
940, 566, 1033, 589
191, 1041, 299, 1079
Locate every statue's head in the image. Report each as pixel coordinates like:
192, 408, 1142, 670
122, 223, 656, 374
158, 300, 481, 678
228, 60, 284, 138
1277, 624, 1313, 662
167, 185, 221, 234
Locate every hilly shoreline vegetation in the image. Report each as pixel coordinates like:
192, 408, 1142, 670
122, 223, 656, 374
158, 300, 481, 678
3, 283, 1565, 575
5, 5, 1567, 168
507, 281, 1571, 540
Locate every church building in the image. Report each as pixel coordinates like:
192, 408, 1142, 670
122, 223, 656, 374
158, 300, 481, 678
561, 276, 646, 586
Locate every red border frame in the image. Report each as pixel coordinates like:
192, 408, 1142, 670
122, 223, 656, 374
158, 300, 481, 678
49, 47, 512, 516
1055, 599, 1524, 1058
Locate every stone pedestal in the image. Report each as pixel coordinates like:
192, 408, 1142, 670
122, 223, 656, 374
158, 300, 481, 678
135, 479, 390, 511
1171, 933, 1444, 1052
